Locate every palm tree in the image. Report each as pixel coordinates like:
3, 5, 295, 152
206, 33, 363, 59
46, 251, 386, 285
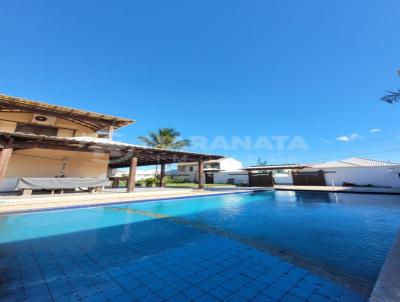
138, 128, 191, 150
381, 70, 400, 104
381, 89, 400, 104
138, 128, 191, 186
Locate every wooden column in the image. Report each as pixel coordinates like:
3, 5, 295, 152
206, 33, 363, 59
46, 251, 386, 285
127, 156, 138, 192
0, 147, 13, 182
159, 163, 166, 187
197, 160, 204, 189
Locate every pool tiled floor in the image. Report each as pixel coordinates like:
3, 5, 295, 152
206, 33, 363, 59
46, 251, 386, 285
0, 215, 366, 301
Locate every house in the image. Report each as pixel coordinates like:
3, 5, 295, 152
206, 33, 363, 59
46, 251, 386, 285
0, 94, 223, 193
177, 157, 242, 173
242, 158, 400, 188
303, 157, 400, 188
175, 158, 243, 184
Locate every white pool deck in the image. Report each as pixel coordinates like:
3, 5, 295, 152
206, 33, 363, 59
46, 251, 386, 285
0, 187, 258, 215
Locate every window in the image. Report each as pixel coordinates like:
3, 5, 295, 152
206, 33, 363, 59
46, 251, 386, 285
189, 166, 194, 172
16, 123, 58, 136
211, 163, 220, 169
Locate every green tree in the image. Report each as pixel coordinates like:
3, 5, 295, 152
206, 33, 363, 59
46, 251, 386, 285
256, 158, 268, 166
381, 70, 400, 104
138, 128, 191, 150
138, 128, 191, 186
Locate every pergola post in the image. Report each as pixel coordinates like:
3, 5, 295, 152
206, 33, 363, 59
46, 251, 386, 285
248, 171, 252, 187
159, 163, 166, 187
197, 160, 204, 189
0, 146, 13, 182
127, 156, 138, 192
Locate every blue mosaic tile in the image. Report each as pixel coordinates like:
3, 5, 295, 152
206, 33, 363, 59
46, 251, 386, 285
289, 285, 315, 299
236, 285, 260, 299
0, 209, 369, 302
166, 293, 191, 302
339, 289, 366, 302
182, 286, 205, 299
308, 293, 333, 302
262, 286, 287, 300
281, 293, 308, 302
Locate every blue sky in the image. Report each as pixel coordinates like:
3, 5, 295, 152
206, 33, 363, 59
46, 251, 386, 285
0, 0, 399, 166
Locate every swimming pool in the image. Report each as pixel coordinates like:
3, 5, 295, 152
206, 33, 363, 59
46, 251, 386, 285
1, 190, 399, 301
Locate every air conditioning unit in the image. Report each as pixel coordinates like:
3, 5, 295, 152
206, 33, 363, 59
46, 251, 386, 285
31, 114, 57, 126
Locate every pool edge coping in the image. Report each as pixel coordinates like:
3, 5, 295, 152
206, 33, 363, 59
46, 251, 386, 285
369, 231, 400, 302
0, 189, 272, 216
275, 188, 400, 195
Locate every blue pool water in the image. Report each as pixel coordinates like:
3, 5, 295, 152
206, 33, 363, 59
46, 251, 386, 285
1, 190, 399, 301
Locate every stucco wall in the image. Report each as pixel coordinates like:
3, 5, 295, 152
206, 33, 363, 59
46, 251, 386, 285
5, 149, 109, 179
274, 173, 293, 185
214, 172, 248, 185
305, 166, 400, 188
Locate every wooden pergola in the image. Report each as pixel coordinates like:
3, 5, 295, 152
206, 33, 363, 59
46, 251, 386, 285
0, 132, 223, 191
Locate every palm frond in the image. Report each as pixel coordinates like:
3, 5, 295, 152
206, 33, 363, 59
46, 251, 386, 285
170, 139, 191, 149
381, 89, 400, 104
139, 128, 191, 150
138, 136, 154, 146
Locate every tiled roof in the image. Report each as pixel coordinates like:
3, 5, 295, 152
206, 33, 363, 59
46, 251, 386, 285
311, 157, 399, 169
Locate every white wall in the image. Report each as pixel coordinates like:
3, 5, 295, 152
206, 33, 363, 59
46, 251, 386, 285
219, 158, 243, 171
306, 166, 400, 188
170, 171, 249, 185
178, 157, 243, 173
274, 173, 293, 185
214, 172, 248, 185
175, 172, 197, 182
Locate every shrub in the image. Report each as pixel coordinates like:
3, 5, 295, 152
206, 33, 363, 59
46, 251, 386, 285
144, 177, 158, 187
166, 176, 188, 184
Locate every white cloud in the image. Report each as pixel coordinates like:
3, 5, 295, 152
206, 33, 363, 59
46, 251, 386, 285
336, 133, 360, 142
369, 128, 381, 133
337, 136, 350, 141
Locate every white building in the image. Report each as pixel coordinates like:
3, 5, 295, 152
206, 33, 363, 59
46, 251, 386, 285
177, 157, 242, 173
303, 157, 400, 188
175, 158, 244, 184
110, 168, 156, 181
